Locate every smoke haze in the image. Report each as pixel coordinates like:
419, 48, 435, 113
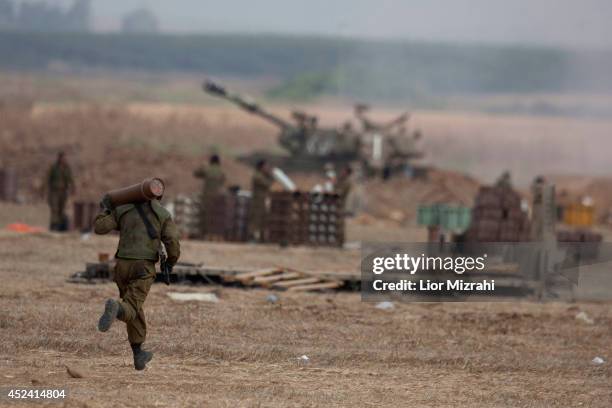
29, 0, 612, 49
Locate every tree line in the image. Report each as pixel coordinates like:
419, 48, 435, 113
1, 31, 611, 101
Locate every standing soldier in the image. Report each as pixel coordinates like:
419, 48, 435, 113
530, 175, 556, 242
530, 176, 557, 299
249, 159, 274, 242
193, 154, 226, 237
335, 165, 353, 210
46, 152, 74, 231
495, 170, 513, 190
94, 191, 180, 370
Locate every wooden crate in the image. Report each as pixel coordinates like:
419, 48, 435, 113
267, 191, 345, 247
73, 201, 98, 232
0, 168, 18, 202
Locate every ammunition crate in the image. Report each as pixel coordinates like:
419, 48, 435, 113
267, 191, 345, 247
465, 185, 531, 242
173, 191, 251, 242
73, 201, 98, 232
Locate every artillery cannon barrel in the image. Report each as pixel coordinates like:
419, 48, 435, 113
202, 80, 292, 129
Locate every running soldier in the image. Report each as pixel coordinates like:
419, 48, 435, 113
94, 194, 180, 370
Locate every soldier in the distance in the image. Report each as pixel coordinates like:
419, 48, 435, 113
193, 154, 226, 237
335, 165, 353, 210
46, 152, 74, 231
249, 159, 275, 242
530, 175, 556, 242
94, 193, 180, 370
495, 170, 513, 189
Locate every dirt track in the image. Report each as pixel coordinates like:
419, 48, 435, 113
1, 224, 611, 407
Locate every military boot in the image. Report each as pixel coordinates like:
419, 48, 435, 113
131, 343, 153, 371
97, 299, 123, 332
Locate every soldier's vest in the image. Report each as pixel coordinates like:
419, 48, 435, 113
114, 200, 171, 261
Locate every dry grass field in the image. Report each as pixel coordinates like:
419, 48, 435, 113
2, 75, 612, 406
0, 222, 611, 407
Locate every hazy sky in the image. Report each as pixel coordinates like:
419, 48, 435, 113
42, 0, 612, 49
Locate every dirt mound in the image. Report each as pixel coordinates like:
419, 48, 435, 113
360, 168, 480, 224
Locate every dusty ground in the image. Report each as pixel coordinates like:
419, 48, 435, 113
1, 77, 612, 406
0, 217, 611, 407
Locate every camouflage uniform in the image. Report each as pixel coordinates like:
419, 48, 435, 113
94, 200, 180, 346
46, 161, 74, 230
193, 163, 226, 236
249, 169, 274, 240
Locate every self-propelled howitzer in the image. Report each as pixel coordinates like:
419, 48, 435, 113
203, 80, 359, 160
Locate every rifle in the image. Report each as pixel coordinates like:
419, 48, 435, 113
159, 243, 171, 286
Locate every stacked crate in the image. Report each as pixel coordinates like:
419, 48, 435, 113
173, 194, 201, 238
204, 195, 230, 240
172, 191, 251, 242
557, 229, 602, 259
418, 204, 472, 231
267, 192, 345, 247
224, 192, 251, 242
557, 229, 602, 243
73, 201, 98, 232
466, 186, 530, 242
0, 168, 18, 202
561, 203, 595, 227
306, 193, 344, 246
267, 192, 296, 244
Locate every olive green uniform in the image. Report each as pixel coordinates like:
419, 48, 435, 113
249, 170, 274, 240
47, 162, 74, 230
94, 200, 180, 344
194, 163, 226, 200
335, 175, 352, 209
193, 164, 226, 235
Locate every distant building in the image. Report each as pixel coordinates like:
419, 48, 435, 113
121, 8, 159, 34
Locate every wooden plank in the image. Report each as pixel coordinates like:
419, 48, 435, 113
173, 264, 252, 279
309, 271, 360, 281
272, 277, 322, 288
287, 281, 343, 292
224, 268, 280, 282
254, 272, 304, 285
272, 277, 321, 289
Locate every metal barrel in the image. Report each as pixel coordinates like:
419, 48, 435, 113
106, 178, 165, 207
0, 168, 18, 202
